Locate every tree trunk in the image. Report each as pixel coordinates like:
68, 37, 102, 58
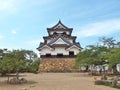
16, 71, 19, 79
112, 66, 118, 75
7, 75, 10, 83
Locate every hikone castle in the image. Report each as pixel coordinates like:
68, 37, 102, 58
37, 20, 82, 72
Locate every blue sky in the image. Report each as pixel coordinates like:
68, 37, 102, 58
0, 0, 120, 54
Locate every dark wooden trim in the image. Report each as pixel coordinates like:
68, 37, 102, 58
41, 55, 76, 58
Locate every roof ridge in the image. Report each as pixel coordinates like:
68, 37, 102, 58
48, 20, 70, 29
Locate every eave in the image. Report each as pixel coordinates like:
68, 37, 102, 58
66, 44, 82, 51
37, 45, 54, 51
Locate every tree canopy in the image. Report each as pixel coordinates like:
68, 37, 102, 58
0, 49, 40, 76
75, 37, 120, 73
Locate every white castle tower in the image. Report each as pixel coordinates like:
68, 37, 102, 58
37, 20, 82, 72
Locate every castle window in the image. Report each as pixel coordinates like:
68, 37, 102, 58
57, 53, 63, 57
69, 51, 74, 56
53, 32, 57, 35
46, 53, 51, 57
63, 32, 66, 35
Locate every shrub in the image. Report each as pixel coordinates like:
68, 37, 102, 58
95, 80, 105, 85
95, 80, 111, 86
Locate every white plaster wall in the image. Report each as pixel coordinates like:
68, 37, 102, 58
53, 47, 69, 55
68, 47, 80, 55
40, 47, 52, 55
40, 46, 80, 55
40, 47, 69, 55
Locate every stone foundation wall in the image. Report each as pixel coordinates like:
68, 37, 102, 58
40, 58, 75, 72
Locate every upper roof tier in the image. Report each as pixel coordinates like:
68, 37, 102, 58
47, 20, 73, 35
47, 20, 73, 30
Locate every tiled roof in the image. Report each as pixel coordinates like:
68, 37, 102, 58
65, 43, 82, 50
47, 20, 71, 30
43, 33, 76, 40
47, 20, 73, 36
37, 20, 82, 51
37, 44, 54, 50
48, 34, 71, 45
37, 34, 81, 50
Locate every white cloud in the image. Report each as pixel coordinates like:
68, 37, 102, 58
0, 0, 17, 13
0, 0, 57, 14
75, 19, 120, 38
26, 39, 43, 54
11, 29, 17, 34
0, 35, 4, 39
28, 39, 43, 46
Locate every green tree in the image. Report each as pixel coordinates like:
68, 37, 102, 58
26, 59, 40, 73
99, 37, 116, 48
108, 48, 120, 73
75, 37, 120, 74
0, 49, 40, 78
75, 45, 109, 68
0, 57, 14, 75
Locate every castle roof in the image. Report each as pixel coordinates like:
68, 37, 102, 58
66, 43, 82, 50
38, 34, 82, 50
43, 34, 76, 41
47, 20, 72, 30
48, 34, 71, 45
37, 20, 82, 52
47, 20, 73, 35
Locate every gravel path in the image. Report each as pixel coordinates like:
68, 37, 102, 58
0, 73, 119, 90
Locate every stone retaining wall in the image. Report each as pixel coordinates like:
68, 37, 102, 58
39, 58, 75, 72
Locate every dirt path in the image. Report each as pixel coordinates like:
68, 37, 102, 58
0, 73, 119, 90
